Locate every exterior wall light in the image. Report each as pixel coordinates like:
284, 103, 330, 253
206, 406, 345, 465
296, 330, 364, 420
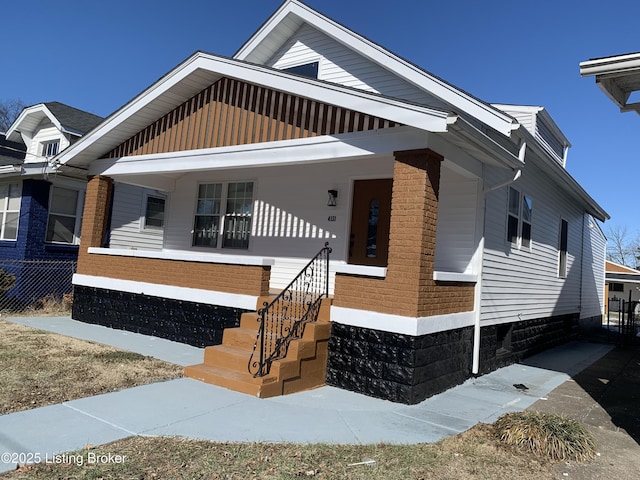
327, 189, 338, 207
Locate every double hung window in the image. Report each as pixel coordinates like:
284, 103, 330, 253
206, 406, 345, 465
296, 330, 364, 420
0, 183, 21, 240
507, 187, 532, 248
559, 219, 568, 278
46, 186, 83, 244
143, 195, 166, 230
193, 182, 254, 249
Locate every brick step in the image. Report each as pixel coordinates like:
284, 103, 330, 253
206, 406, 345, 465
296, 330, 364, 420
183, 363, 278, 397
203, 344, 256, 373
185, 297, 333, 398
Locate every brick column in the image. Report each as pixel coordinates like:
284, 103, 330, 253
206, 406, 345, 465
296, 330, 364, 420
333, 148, 474, 317
385, 149, 442, 316
77, 175, 113, 273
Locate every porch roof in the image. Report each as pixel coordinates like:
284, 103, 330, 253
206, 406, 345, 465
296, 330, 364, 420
54, 52, 451, 170
580, 52, 640, 113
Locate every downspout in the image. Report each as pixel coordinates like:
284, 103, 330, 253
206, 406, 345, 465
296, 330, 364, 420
472, 139, 526, 375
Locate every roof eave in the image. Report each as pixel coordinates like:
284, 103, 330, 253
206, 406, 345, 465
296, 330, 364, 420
55, 52, 451, 169
234, 0, 515, 137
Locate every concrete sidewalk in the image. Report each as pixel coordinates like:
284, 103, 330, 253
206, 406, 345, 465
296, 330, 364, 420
0, 316, 615, 474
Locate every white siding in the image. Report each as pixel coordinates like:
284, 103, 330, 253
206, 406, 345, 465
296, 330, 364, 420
26, 122, 70, 162
109, 183, 165, 251
163, 157, 394, 292
581, 215, 606, 320
434, 166, 480, 274
267, 23, 447, 109
481, 161, 586, 325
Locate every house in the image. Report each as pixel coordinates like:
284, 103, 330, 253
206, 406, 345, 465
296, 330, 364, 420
580, 52, 640, 113
605, 261, 640, 313
56, 0, 608, 404
0, 102, 102, 309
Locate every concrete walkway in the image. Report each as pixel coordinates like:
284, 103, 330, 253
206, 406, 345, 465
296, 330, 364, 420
0, 316, 614, 474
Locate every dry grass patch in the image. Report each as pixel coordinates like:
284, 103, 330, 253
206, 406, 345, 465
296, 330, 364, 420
0, 319, 183, 414
494, 411, 596, 462
4, 425, 556, 480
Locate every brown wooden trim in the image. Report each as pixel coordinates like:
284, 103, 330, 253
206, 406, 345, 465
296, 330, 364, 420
105, 77, 400, 159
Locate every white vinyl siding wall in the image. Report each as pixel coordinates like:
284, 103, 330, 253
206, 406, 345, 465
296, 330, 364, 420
27, 124, 70, 163
109, 183, 165, 251
267, 23, 447, 109
481, 161, 586, 325
434, 166, 480, 275
163, 158, 394, 293
580, 215, 606, 320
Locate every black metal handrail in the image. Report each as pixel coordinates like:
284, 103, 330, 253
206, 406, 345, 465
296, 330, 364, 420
248, 243, 331, 377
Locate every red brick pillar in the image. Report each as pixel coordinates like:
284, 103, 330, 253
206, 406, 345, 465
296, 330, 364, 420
77, 175, 113, 273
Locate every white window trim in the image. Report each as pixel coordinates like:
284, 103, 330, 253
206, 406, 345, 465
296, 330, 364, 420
558, 217, 569, 279
141, 191, 167, 232
41, 139, 60, 157
506, 186, 532, 251
46, 186, 84, 245
0, 182, 21, 241
192, 180, 256, 251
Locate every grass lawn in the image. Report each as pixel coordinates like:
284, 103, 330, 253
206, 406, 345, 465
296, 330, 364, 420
0, 318, 585, 479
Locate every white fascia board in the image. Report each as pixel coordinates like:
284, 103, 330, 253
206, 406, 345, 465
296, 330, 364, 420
235, 0, 515, 136
579, 52, 640, 78
88, 126, 432, 177
73, 274, 258, 310
446, 115, 523, 170
330, 306, 475, 336
55, 53, 209, 167
200, 55, 449, 131
5, 104, 62, 142
518, 127, 609, 222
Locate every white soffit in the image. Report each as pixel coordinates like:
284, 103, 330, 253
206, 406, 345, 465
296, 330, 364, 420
235, 0, 516, 136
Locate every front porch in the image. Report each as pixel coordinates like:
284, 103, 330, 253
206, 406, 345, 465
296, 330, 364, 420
72, 146, 482, 400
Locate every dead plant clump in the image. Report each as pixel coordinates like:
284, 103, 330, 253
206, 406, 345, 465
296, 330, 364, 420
494, 411, 596, 462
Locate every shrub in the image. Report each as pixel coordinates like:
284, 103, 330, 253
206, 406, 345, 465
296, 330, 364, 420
494, 411, 596, 462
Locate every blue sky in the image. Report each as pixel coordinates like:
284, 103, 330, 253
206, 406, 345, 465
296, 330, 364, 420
3, 0, 639, 235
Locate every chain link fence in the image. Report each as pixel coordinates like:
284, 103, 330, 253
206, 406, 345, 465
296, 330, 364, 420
0, 259, 76, 315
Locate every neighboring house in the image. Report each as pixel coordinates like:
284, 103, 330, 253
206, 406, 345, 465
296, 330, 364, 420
605, 261, 640, 313
580, 52, 640, 113
0, 102, 102, 308
57, 0, 608, 404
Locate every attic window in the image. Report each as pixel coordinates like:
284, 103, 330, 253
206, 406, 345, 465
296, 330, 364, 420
41, 140, 59, 157
281, 62, 319, 79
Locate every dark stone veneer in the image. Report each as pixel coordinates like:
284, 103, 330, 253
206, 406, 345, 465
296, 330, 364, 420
72, 285, 248, 348
326, 313, 579, 404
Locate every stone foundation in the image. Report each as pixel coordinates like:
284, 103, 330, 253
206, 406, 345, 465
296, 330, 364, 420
327, 312, 580, 404
72, 285, 248, 347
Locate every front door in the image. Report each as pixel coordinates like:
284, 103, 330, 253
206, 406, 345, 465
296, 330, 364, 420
348, 178, 392, 267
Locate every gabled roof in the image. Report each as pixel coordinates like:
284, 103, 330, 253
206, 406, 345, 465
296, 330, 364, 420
235, 0, 517, 137
55, 51, 460, 169
5, 102, 103, 142
580, 52, 640, 114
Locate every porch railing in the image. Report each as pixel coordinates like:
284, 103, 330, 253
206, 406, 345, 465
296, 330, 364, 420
248, 243, 331, 377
